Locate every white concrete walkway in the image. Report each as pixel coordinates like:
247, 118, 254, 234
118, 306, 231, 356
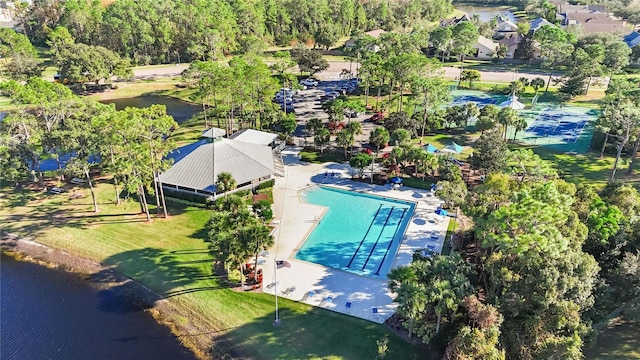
260, 148, 449, 323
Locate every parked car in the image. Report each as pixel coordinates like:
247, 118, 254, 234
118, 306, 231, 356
344, 108, 364, 118
274, 96, 293, 104
300, 78, 318, 87
280, 104, 295, 113
368, 111, 385, 123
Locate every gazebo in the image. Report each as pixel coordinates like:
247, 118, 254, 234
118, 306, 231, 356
499, 93, 525, 110
439, 141, 464, 155
423, 143, 438, 154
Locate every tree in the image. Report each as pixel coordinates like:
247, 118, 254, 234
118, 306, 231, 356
56, 43, 133, 85
603, 101, 640, 182
530, 77, 546, 95
508, 149, 557, 183
336, 128, 355, 159
0, 28, 43, 80
410, 74, 450, 143
369, 126, 390, 154
445, 296, 505, 360
252, 200, 273, 223
471, 128, 508, 173
390, 129, 411, 147
452, 22, 479, 84
388, 252, 472, 341
475, 104, 499, 133
278, 113, 297, 141
216, 172, 237, 198
436, 179, 467, 210
476, 181, 598, 359
349, 152, 372, 177
429, 26, 453, 62
497, 107, 522, 140
314, 127, 330, 154
290, 45, 329, 75
460, 69, 480, 88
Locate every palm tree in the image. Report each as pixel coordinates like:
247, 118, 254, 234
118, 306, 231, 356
512, 117, 528, 141
216, 172, 236, 197
530, 77, 545, 96
336, 129, 354, 159
395, 281, 427, 338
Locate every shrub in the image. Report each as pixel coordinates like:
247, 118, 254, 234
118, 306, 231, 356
402, 177, 434, 190
255, 179, 275, 191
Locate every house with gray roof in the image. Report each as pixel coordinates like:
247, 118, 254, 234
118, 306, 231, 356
529, 18, 554, 33
158, 129, 280, 197
229, 128, 279, 147
624, 31, 640, 48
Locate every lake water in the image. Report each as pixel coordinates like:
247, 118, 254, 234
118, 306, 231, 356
100, 96, 201, 123
0, 254, 196, 360
455, 4, 519, 23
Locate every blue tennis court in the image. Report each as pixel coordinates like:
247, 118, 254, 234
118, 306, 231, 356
525, 108, 591, 143
451, 90, 506, 108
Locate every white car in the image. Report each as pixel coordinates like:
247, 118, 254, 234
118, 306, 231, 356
300, 79, 318, 87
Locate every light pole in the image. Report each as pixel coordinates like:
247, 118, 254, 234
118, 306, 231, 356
370, 152, 375, 184
273, 259, 281, 326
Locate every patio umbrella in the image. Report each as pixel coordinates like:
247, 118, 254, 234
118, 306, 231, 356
435, 208, 449, 216
390, 177, 403, 184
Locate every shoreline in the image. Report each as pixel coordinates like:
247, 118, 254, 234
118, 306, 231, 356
0, 231, 216, 360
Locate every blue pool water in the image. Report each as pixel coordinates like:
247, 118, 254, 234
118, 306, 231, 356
295, 187, 415, 279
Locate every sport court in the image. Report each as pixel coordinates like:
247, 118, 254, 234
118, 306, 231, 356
518, 105, 598, 154
451, 90, 598, 154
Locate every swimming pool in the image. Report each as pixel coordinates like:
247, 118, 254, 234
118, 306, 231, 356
295, 186, 416, 279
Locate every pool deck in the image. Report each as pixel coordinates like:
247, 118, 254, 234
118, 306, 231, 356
259, 148, 450, 324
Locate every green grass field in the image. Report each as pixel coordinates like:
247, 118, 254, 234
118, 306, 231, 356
0, 182, 421, 359
585, 319, 640, 359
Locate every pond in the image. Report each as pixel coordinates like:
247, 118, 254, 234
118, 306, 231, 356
455, 4, 520, 23
0, 254, 196, 360
101, 96, 202, 124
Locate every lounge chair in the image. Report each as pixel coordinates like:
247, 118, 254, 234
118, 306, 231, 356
371, 308, 380, 319
282, 286, 296, 295
321, 296, 333, 306
301, 291, 315, 302
345, 302, 352, 311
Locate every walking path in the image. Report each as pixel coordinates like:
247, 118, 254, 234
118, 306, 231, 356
259, 149, 449, 323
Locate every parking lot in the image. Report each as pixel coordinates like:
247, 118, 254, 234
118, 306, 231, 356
290, 80, 375, 147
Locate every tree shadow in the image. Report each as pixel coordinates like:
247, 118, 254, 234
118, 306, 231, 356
213, 307, 424, 359
91, 247, 218, 313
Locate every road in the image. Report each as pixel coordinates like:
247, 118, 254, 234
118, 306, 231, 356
130, 61, 559, 84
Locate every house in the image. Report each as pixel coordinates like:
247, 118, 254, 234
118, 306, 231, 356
494, 19, 519, 33
0, 1, 13, 22
440, 14, 471, 27
159, 129, 280, 197
529, 17, 555, 33
563, 12, 626, 35
229, 128, 279, 148
498, 34, 524, 59
472, 35, 499, 59
344, 29, 386, 51
624, 31, 640, 48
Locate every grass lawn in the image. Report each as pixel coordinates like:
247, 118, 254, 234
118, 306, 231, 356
299, 150, 343, 163
585, 319, 640, 359
0, 182, 422, 359
89, 81, 184, 101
